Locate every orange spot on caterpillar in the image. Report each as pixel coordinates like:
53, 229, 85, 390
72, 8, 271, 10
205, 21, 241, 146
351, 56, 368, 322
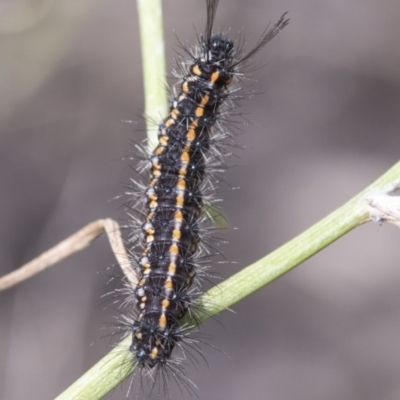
150, 347, 159, 359
200, 94, 210, 105
170, 244, 179, 256
177, 179, 186, 190
195, 107, 204, 117
152, 162, 161, 171
164, 279, 173, 290
168, 263, 176, 274
170, 108, 180, 119
162, 299, 170, 309
159, 136, 168, 146
146, 235, 154, 243
186, 128, 196, 141
172, 229, 181, 240
210, 70, 220, 83
181, 151, 190, 162
182, 82, 189, 93
174, 211, 183, 222
192, 64, 202, 76
159, 314, 167, 329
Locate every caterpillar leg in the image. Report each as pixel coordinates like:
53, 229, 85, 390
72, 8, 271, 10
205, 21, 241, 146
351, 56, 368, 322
0, 218, 136, 291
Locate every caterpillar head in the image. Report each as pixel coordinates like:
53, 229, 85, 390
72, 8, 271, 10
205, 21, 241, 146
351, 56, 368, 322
207, 34, 234, 64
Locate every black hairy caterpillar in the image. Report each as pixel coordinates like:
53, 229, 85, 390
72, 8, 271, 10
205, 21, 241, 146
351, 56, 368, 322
121, 0, 288, 394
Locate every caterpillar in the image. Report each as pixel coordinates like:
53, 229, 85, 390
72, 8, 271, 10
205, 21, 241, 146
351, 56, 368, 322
121, 0, 288, 395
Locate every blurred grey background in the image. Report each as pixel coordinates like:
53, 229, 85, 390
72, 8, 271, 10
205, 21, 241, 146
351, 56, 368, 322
1, 0, 400, 399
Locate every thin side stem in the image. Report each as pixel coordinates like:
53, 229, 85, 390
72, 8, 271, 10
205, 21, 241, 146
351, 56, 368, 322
136, 0, 168, 149
56, 160, 400, 399
0, 219, 133, 291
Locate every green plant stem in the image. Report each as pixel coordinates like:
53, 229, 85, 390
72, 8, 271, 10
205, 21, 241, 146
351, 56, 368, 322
194, 160, 400, 323
136, 0, 168, 149
56, 160, 400, 399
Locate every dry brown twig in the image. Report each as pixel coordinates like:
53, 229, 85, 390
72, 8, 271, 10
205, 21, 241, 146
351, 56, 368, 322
0, 218, 136, 292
